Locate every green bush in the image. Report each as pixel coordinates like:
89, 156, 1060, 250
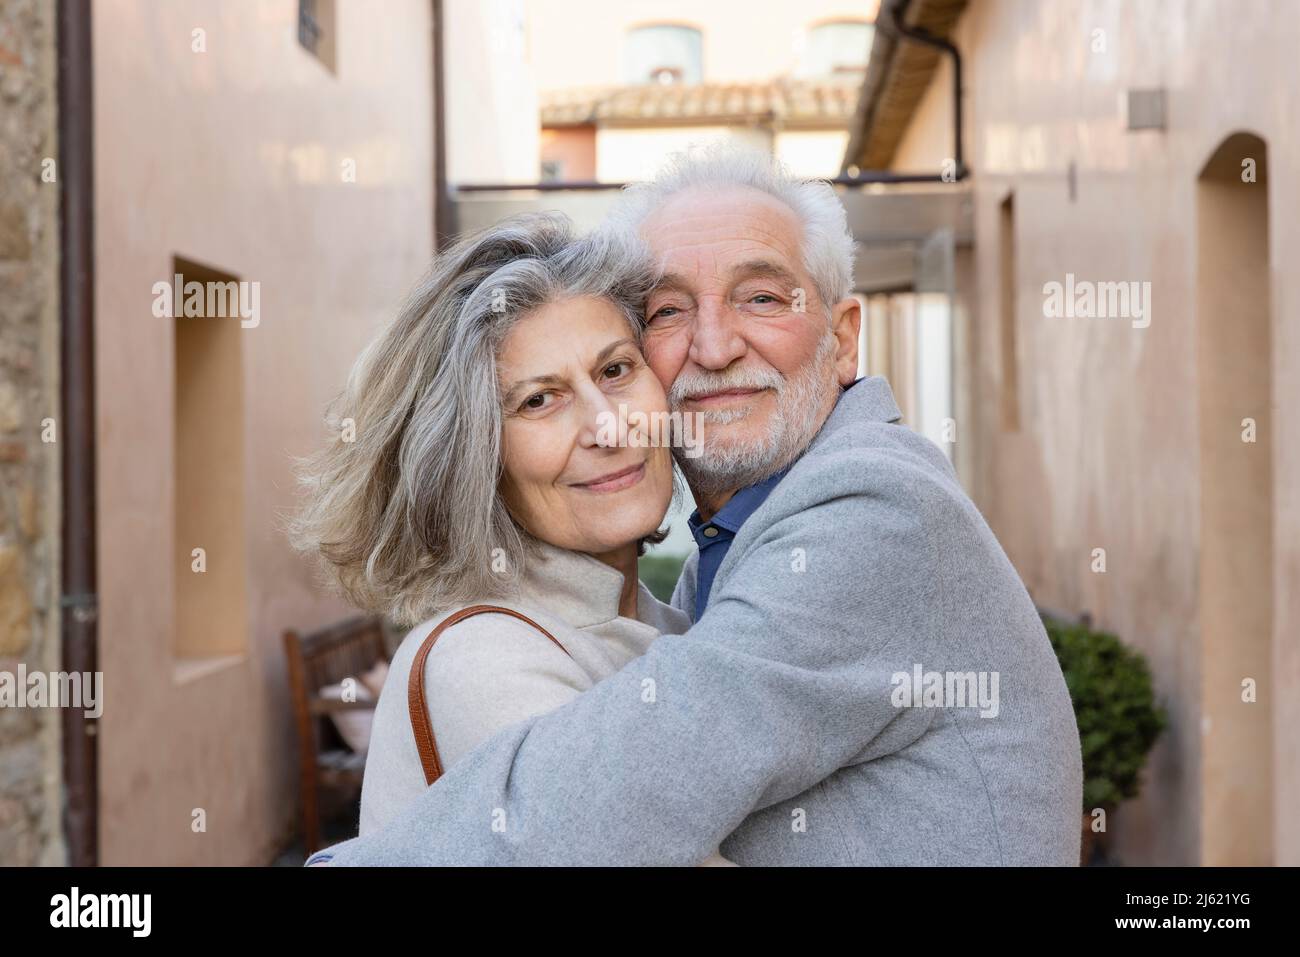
1042, 614, 1167, 811
638, 553, 687, 604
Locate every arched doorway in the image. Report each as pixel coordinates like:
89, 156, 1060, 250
1196, 131, 1273, 865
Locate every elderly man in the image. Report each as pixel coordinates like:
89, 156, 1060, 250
308, 149, 1082, 866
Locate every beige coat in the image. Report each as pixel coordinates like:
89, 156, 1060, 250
359, 540, 733, 865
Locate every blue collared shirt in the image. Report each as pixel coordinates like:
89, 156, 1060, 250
686, 465, 790, 623
684, 378, 865, 621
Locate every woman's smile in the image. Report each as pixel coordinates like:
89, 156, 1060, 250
568, 460, 646, 494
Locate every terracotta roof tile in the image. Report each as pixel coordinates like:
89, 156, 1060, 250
540, 77, 862, 129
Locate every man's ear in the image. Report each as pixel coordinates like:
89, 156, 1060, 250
829, 297, 861, 386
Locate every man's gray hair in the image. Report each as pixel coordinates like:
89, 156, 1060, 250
289, 212, 656, 627
604, 145, 857, 312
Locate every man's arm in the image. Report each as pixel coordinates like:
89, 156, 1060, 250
311, 449, 943, 865
411, 615, 733, 865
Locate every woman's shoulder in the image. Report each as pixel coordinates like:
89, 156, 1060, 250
361, 603, 586, 834
391, 602, 578, 683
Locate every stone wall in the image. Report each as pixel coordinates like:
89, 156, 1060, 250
0, 0, 64, 866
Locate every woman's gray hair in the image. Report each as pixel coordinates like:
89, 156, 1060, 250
603, 144, 856, 314
289, 212, 658, 627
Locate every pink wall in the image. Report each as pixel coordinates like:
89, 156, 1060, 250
92, 0, 434, 864
890, 0, 1300, 865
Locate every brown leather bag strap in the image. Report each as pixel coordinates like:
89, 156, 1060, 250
407, 604, 571, 786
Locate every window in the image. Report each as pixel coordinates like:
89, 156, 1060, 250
298, 0, 337, 73
173, 257, 249, 661
797, 20, 873, 78
625, 25, 702, 85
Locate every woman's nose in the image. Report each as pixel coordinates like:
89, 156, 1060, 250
574, 386, 621, 450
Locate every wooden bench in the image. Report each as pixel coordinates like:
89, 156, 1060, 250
283, 615, 388, 854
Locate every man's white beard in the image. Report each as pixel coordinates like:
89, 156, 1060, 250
669, 331, 840, 501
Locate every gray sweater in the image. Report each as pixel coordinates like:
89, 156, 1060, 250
308, 376, 1082, 866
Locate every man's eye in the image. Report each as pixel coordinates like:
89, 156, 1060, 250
750, 293, 780, 304
649, 305, 679, 320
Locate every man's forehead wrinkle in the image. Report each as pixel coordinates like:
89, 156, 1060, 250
649, 239, 806, 296
646, 212, 802, 270
640, 189, 813, 301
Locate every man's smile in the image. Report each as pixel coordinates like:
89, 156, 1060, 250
681, 387, 771, 407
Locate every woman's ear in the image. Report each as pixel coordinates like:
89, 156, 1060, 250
830, 297, 862, 386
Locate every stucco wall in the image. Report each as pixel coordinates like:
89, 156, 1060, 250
444, 0, 540, 184
596, 125, 772, 182
93, 0, 434, 864
527, 0, 880, 90
888, 0, 1300, 865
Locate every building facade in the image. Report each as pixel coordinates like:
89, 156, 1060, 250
852, 0, 1299, 865
524, 0, 881, 183
0, 0, 438, 865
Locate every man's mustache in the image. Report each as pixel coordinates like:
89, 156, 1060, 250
667, 366, 785, 407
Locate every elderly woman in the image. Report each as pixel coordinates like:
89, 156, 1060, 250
291, 213, 731, 866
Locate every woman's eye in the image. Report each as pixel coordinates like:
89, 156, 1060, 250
603, 360, 631, 379
521, 392, 553, 412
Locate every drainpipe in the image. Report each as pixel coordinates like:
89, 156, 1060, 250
837, 0, 968, 186
56, 0, 98, 867
886, 0, 964, 177
431, 0, 450, 250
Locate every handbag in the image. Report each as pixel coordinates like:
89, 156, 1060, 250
407, 604, 571, 785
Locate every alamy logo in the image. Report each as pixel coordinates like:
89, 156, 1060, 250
890, 664, 1000, 718
595, 406, 705, 459
152, 274, 261, 328
1042, 273, 1151, 329
50, 887, 151, 937
0, 666, 102, 718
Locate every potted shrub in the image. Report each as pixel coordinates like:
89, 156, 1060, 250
1041, 613, 1167, 865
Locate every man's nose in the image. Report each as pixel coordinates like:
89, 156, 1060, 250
688, 297, 747, 370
